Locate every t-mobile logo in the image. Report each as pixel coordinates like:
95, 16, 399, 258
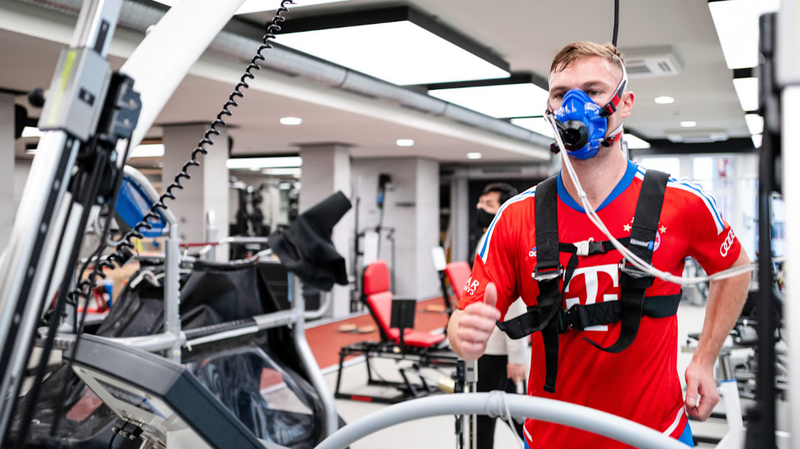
564, 264, 619, 332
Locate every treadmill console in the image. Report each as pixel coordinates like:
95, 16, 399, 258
67, 334, 284, 449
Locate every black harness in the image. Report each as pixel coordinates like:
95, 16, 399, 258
496, 169, 681, 393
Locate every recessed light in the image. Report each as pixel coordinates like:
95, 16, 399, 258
262, 168, 302, 176
654, 96, 675, 104
396, 139, 414, 147
26, 149, 37, 155
280, 117, 302, 126
751, 134, 762, 148
680, 121, 697, 128
467, 152, 482, 160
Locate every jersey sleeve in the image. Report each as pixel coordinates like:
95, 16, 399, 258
457, 208, 519, 318
686, 190, 742, 274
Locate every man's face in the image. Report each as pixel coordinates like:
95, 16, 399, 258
477, 191, 502, 215
548, 55, 634, 136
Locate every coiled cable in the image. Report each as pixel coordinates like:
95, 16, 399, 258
87, 0, 295, 277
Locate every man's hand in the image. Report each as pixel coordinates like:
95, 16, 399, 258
507, 363, 526, 384
684, 361, 719, 421
449, 283, 501, 360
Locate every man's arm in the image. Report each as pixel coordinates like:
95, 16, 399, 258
684, 248, 750, 420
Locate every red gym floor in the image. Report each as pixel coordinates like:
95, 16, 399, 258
306, 297, 451, 370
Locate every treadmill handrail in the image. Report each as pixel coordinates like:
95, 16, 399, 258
313, 393, 688, 449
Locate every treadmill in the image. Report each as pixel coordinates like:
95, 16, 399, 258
67, 334, 288, 449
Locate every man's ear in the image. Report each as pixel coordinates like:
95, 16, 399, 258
620, 91, 635, 119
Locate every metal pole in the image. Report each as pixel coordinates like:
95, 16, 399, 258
290, 273, 339, 438
164, 225, 181, 361
747, 13, 778, 449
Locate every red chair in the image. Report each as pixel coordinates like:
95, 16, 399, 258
445, 261, 472, 303
334, 260, 456, 404
363, 260, 445, 348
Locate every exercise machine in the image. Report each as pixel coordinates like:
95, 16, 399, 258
335, 260, 458, 404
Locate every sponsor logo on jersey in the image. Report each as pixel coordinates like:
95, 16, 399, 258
464, 276, 480, 296
720, 229, 736, 257
529, 246, 537, 258
629, 238, 655, 250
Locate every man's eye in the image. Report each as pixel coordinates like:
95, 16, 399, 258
554, 93, 564, 100
588, 90, 601, 96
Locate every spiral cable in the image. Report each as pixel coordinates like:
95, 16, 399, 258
68, 1, 296, 310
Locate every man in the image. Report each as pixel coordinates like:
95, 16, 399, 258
474, 183, 527, 448
448, 41, 751, 448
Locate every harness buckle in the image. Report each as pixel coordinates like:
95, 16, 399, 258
618, 259, 655, 289
573, 238, 605, 256
533, 265, 563, 282
564, 305, 580, 331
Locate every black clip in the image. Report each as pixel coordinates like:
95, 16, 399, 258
533, 265, 563, 282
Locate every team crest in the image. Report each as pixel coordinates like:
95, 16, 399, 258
623, 218, 666, 251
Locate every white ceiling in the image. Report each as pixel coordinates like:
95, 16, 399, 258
246, 0, 748, 139
2, 0, 749, 166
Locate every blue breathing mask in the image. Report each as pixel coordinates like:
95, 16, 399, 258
553, 89, 609, 160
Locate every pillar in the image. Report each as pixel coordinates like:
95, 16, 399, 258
449, 177, 470, 263
299, 144, 352, 318
351, 157, 440, 301
0, 93, 15, 250
162, 124, 229, 261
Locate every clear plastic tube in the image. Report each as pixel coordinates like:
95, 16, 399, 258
546, 114, 780, 285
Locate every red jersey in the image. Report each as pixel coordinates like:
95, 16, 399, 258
458, 160, 741, 448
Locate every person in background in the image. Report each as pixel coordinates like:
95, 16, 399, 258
474, 183, 526, 448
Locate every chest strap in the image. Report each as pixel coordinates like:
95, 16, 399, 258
495, 169, 671, 394
496, 292, 681, 339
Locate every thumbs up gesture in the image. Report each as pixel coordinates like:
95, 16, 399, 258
451, 283, 501, 360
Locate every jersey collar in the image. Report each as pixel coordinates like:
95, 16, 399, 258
557, 159, 638, 214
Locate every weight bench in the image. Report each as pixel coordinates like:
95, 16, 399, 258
334, 260, 457, 404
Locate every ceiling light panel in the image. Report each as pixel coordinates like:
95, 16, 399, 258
709, 0, 780, 69
751, 134, 762, 148
467, 152, 482, 160
278, 14, 509, 85
21, 127, 42, 138
429, 84, 549, 118
130, 144, 165, 158
733, 77, 759, 111
227, 157, 302, 169
510, 117, 554, 138
396, 139, 415, 147
236, 0, 349, 14
654, 96, 674, 104
680, 121, 697, 128
745, 114, 764, 135
152, 0, 348, 14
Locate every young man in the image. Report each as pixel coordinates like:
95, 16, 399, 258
474, 183, 527, 448
448, 42, 751, 448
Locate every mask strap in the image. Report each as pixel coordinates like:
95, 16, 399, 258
600, 55, 628, 118
603, 123, 624, 147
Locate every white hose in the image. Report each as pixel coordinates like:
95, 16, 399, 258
314, 393, 687, 449
547, 114, 778, 285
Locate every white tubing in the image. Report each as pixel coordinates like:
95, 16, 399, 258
716, 380, 744, 449
120, 0, 247, 161
547, 114, 773, 285
314, 393, 687, 449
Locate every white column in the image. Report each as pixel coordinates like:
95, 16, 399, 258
450, 177, 470, 263
162, 124, 229, 261
351, 157, 440, 301
0, 94, 15, 251
299, 144, 352, 318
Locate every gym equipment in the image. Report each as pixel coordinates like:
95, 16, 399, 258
67, 333, 282, 449
334, 260, 458, 404
350, 174, 397, 312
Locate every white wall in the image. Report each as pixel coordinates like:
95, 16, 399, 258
352, 157, 440, 300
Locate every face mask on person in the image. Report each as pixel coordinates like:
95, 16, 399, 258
546, 56, 628, 160
476, 208, 496, 229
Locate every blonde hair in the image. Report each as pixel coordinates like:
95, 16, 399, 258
550, 41, 625, 75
